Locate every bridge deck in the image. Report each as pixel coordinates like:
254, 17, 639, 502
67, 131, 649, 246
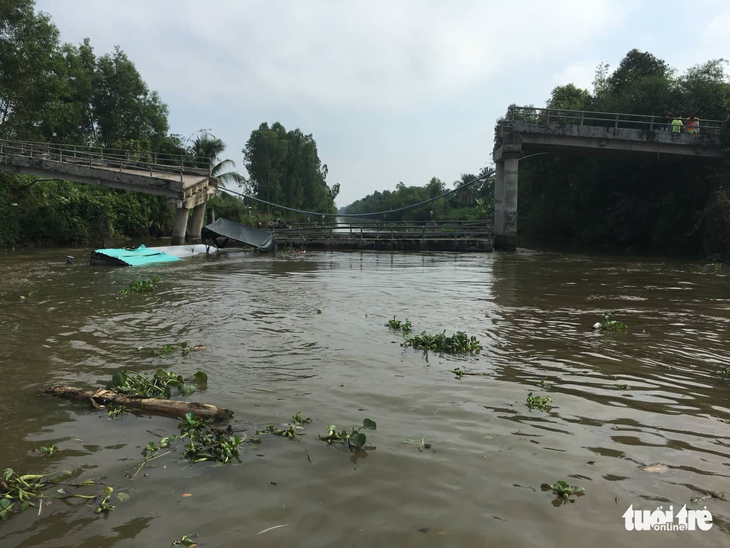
494, 107, 725, 160
0, 139, 216, 208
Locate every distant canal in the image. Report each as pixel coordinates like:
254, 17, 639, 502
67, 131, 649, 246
1, 247, 729, 546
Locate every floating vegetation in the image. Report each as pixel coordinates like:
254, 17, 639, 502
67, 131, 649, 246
0, 469, 118, 520
319, 419, 376, 451
0, 469, 47, 518
257, 412, 313, 439
142, 435, 178, 458
107, 369, 208, 399
178, 413, 242, 464
718, 367, 730, 383
257, 424, 297, 439
402, 331, 482, 355
173, 535, 199, 547
386, 316, 412, 333
592, 311, 628, 332
403, 437, 432, 452
452, 367, 465, 379
95, 486, 115, 514
118, 276, 160, 296
538, 379, 551, 389
107, 405, 126, 420
541, 480, 585, 505
37, 445, 57, 457
148, 342, 205, 356
617, 384, 631, 391
526, 392, 551, 411
292, 412, 312, 426
19, 290, 38, 300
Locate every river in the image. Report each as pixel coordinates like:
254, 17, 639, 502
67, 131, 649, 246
1, 247, 729, 547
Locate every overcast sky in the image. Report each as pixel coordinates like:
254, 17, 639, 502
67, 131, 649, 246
37, 0, 730, 206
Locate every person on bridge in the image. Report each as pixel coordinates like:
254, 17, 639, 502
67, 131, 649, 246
687, 115, 699, 134
662, 110, 673, 131
690, 114, 700, 133
670, 117, 684, 133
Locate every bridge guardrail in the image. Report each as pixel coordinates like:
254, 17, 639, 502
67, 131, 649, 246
501, 106, 725, 133
270, 221, 492, 241
0, 138, 211, 177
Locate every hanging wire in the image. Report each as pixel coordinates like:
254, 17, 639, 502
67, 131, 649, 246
218, 169, 495, 218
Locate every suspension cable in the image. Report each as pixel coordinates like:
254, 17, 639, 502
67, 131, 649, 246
217, 169, 494, 218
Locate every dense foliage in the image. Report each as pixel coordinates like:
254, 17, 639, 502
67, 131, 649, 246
510, 49, 730, 256
243, 122, 339, 214
0, 173, 174, 247
341, 169, 493, 221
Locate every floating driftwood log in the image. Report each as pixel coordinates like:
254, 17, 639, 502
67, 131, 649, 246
45, 386, 233, 421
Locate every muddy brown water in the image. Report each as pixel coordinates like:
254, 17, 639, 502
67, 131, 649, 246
1, 247, 729, 547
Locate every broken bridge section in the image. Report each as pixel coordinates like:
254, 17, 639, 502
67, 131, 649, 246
0, 139, 218, 244
492, 106, 726, 251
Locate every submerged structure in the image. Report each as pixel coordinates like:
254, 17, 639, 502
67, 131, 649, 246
91, 219, 276, 266
90, 244, 215, 267
201, 218, 276, 252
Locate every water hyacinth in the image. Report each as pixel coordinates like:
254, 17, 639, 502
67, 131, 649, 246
402, 331, 482, 355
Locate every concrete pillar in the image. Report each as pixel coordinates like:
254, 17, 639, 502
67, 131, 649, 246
493, 153, 519, 251
493, 160, 504, 243
188, 200, 207, 243
172, 207, 189, 245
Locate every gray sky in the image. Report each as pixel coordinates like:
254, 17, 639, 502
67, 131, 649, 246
37, 0, 730, 206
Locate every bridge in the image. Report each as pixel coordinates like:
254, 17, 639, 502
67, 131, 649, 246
0, 139, 217, 244
272, 220, 492, 251
492, 106, 726, 251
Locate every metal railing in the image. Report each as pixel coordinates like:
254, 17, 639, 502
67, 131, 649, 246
502, 106, 725, 133
0, 138, 211, 176
271, 220, 491, 241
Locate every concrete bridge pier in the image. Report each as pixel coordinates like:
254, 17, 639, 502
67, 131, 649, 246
171, 195, 209, 245
187, 200, 208, 243
172, 206, 189, 245
493, 143, 521, 252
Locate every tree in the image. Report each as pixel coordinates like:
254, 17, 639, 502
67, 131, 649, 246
0, 0, 60, 138
547, 84, 591, 111
602, 49, 674, 114
190, 131, 245, 188
38, 38, 96, 144
453, 173, 478, 207
92, 47, 169, 148
243, 122, 337, 213
675, 60, 730, 119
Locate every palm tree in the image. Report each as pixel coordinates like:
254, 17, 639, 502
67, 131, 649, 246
453, 173, 478, 207
190, 132, 246, 188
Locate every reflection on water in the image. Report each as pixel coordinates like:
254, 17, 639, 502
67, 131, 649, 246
1, 247, 729, 547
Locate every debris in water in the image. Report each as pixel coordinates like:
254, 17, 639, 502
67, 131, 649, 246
639, 463, 668, 474
257, 524, 289, 535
